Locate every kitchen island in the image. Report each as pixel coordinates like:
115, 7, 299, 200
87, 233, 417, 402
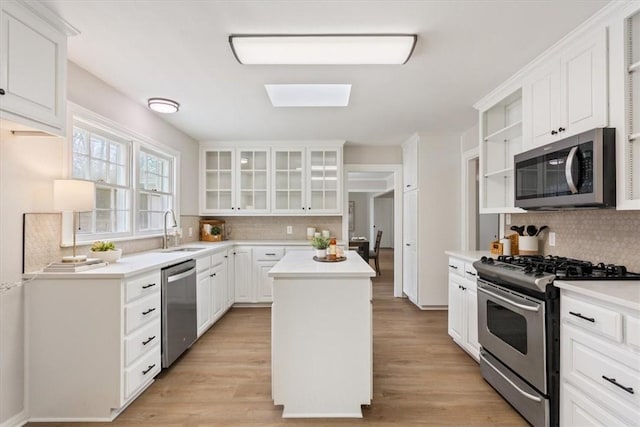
268, 250, 376, 418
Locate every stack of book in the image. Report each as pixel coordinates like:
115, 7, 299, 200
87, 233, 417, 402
43, 258, 108, 273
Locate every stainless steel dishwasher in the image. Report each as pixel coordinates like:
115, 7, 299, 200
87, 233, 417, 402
161, 259, 197, 368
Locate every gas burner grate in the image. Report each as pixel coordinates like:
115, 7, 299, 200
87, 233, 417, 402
493, 255, 640, 280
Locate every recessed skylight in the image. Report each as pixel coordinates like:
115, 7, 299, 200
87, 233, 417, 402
230, 34, 417, 65
265, 84, 351, 107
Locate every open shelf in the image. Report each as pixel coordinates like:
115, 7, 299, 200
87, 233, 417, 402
484, 167, 514, 178
484, 121, 523, 142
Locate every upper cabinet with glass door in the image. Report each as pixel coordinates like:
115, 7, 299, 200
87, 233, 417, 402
201, 148, 235, 214
237, 149, 269, 214
272, 148, 305, 214
307, 148, 341, 214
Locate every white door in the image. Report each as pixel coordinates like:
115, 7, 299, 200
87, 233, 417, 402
524, 60, 561, 149
373, 196, 394, 248
447, 277, 464, 343
233, 247, 253, 302
256, 261, 277, 302
196, 271, 212, 337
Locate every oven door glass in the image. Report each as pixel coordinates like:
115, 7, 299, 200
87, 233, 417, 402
486, 300, 527, 354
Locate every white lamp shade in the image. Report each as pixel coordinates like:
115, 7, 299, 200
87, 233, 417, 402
53, 179, 96, 212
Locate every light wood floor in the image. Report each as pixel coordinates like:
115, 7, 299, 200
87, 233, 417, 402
31, 249, 526, 426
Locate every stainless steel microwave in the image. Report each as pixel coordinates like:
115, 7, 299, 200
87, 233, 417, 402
514, 128, 616, 210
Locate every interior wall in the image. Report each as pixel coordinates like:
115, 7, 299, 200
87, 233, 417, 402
460, 123, 479, 152
348, 193, 370, 238
343, 145, 402, 164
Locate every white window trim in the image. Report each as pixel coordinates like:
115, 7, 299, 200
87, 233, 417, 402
62, 102, 181, 246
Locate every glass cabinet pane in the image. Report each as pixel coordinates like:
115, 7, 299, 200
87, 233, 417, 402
273, 150, 305, 211
203, 149, 234, 211
238, 149, 268, 211
308, 149, 339, 211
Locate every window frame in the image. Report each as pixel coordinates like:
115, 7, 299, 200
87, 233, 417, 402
63, 103, 180, 246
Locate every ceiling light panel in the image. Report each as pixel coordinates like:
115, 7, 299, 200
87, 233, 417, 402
265, 84, 351, 107
230, 34, 417, 65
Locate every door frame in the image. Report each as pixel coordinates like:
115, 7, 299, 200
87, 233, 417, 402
343, 164, 403, 298
461, 147, 479, 251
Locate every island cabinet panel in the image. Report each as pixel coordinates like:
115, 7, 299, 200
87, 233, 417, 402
269, 250, 374, 418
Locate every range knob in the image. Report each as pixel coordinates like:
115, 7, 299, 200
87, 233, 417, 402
524, 265, 533, 274
486, 257, 495, 265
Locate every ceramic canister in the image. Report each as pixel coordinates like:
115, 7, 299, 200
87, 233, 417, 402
519, 236, 539, 255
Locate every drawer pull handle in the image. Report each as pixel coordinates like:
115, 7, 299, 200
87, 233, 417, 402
448, 265, 458, 269
569, 311, 595, 322
142, 364, 156, 375
142, 283, 156, 289
142, 336, 156, 346
602, 376, 634, 394
265, 253, 276, 256
142, 308, 156, 316
466, 271, 476, 276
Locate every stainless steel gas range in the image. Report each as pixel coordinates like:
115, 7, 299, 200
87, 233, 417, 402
473, 255, 640, 427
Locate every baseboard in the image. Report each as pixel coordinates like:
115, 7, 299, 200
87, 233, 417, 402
0, 410, 27, 427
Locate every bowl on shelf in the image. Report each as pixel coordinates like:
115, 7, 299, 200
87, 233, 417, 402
90, 248, 122, 263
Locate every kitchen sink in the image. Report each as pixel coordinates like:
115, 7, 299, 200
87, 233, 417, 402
162, 247, 206, 252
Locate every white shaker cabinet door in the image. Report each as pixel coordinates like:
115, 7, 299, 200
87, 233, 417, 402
0, 0, 67, 134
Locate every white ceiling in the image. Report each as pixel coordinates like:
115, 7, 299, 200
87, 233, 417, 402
44, 0, 609, 146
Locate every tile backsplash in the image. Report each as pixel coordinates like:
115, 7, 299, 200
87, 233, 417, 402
508, 210, 640, 272
23, 213, 342, 272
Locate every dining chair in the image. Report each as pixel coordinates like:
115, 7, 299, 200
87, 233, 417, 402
369, 230, 383, 276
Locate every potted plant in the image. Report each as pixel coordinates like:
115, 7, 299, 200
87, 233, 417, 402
311, 236, 330, 258
210, 225, 222, 242
90, 241, 122, 263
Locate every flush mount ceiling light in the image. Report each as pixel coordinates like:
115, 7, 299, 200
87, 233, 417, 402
229, 34, 417, 65
147, 98, 180, 114
265, 84, 351, 107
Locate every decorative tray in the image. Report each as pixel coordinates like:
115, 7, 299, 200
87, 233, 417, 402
313, 256, 347, 263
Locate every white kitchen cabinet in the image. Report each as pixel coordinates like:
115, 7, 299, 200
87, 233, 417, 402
196, 249, 231, 337
226, 247, 235, 307
402, 189, 418, 303
0, 0, 71, 136
447, 257, 480, 361
523, 28, 608, 150
401, 134, 418, 192
478, 89, 525, 213
256, 261, 276, 302
557, 285, 640, 426
201, 142, 344, 216
26, 270, 162, 420
200, 147, 270, 214
233, 246, 253, 303
618, 6, 640, 210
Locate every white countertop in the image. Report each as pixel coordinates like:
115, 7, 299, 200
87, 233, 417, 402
445, 250, 492, 263
26, 240, 320, 279
554, 280, 640, 312
268, 250, 375, 278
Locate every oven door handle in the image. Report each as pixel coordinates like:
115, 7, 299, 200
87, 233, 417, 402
478, 287, 540, 312
482, 355, 543, 403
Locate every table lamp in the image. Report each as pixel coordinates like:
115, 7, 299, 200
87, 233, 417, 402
54, 179, 96, 262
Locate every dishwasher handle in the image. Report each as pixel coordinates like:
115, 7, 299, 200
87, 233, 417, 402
167, 267, 196, 283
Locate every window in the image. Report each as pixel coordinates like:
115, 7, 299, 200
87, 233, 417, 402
137, 148, 174, 233
69, 113, 177, 242
72, 123, 131, 238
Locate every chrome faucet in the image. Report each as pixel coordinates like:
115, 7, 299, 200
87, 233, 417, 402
163, 209, 178, 249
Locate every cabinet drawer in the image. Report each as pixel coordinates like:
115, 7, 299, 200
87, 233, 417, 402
125, 271, 161, 303
124, 344, 161, 399
563, 324, 640, 417
627, 314, 640, 351
124, 320, 161, 367
196, 255, 211, 273
561, 382, 631, 427
447, 257, 464, 277
464, 262, 478, 282
562, 294, 622, 342
125, 292, 161, 334
211, 250, 226, 267
254, 247, 284, 261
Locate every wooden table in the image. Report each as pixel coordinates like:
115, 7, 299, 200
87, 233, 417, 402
348, 238, 370, 263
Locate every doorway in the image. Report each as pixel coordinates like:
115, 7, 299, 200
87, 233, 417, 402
343, 164, 403, 297
462, 149, 499, 250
